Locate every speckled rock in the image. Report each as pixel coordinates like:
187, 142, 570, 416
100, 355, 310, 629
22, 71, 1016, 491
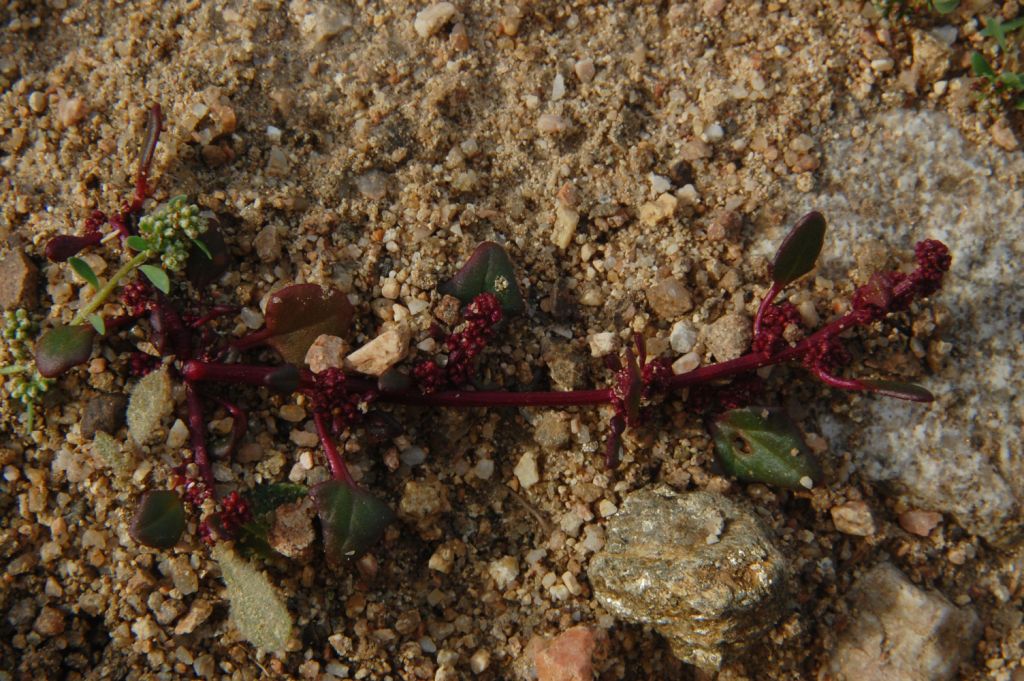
80, 392, 128, 439
702, 313, 751, 362
794, 110, 1024, 544
829, 562, 980, 681
0, 249, 38, 310
589, 487, 789, 670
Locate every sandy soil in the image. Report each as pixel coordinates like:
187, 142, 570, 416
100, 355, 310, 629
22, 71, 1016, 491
1, 1, 1022, 679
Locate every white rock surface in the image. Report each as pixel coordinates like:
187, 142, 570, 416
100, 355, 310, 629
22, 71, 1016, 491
777, 110, 1024, 544
829, 562, 980, 681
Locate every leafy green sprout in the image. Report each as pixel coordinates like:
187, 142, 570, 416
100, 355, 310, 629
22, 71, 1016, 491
1, 309, 54, 430
971, 52, 1024, 111
63, 196, 211, 335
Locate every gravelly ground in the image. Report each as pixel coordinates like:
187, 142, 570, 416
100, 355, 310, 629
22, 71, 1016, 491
1, 1, 1023, 679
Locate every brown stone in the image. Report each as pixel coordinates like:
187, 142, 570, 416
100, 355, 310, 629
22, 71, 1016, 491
0, 249, 39, 310
646, 279, 694, 319
533, 626, 598, 681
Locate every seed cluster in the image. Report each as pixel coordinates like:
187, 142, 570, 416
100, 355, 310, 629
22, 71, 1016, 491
1, 309, 53, 408
137, 195, 208, 271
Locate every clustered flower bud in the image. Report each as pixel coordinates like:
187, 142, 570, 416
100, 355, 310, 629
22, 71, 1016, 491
1, 309, 53, 408
752, 302, 803, 355
137, 195, 208, 272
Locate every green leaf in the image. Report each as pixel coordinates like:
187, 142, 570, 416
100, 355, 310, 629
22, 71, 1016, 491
87, 313, 106, 335
438, 241, 525, 315
971, 52, 996, 79
236, 483, 309, 558
771, 211, 827, 286
310, 480, 394, 564
212, 542, 293, 653
186, 221, 230, 288
711, 407, 823, 490
262, 284, 354, 364
130, 490, 186, 549
140, 265, 170, 294
998, 71, 1024, 91
35, 324, 95, 378
930, 0, 959, 13
191, 237, 213, 260
68, 256, 100, 289
860, 379, 934, 402
248, 482, 308, 517
126, 235, 153, 252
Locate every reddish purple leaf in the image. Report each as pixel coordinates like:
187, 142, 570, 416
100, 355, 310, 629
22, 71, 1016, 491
185, 220, 230, 288
439, 241, 525, 314
772, 211, 826, 286
35, 324, 95, 377
310, 480, 394, 564
263, 284, 354, 364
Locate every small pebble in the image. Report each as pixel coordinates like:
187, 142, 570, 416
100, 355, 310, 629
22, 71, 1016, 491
588, 331, 617, 358
514, 451, 540, 488
551, 73, 566, 101
831, 501, 876, 536
898, 509, 943, 537
414, 2, 456, 38
672, 352, 701, 375
537, 113, 568, 134
469, 649, 491, 674
29, 91, 47, 113
574, 58, 595, 83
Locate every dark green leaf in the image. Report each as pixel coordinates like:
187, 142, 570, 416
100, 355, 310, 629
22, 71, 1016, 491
126, 235, 153, 252
235, 483, 309, 558
87, 313, 106, 335
860, 379, 934, 402
186, 221, 230, 288
931, 0, 959, 13
771, 211, 827, 286
69, 257, 100, 289
971, 52, 996, 78
263, 284, 354, 364
191, 237, 213, 260
130, 490, 186, 549
35, 324, 95, 378
438, 241, 525, 315
140, 265, 170, 294
711, 407, 823, 490
310, 481, 394, 564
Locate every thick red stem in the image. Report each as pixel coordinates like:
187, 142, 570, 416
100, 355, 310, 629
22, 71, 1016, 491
185, 382, 216, 492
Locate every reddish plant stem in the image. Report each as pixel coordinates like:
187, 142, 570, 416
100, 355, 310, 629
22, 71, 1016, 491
314, 412, 356, 486
185, 381, 216, 491
215, 398, 248, 460
753, 281, 783, 337
130, 104, 162, 213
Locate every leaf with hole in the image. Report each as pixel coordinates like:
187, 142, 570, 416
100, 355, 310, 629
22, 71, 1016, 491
35, 324, 95, 377
186, 221, 230, 288
860, 379, 934, 402
69, 257, 100, 289
262, 284, 354, 364
711, 407, 822, 490
140, 265, 170, 294
771, 211, 827, 286
439, 241, 525, 314
130, 490, 186, 549
87, 313, 106, 335
126, 235, 153, 253
310, 480, 394, 564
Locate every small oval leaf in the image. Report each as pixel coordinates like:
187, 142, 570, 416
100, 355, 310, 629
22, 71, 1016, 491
35, 324, 95, 377
771, 211, 827, 286
130, 490, 186, 549
46, 233, 102, 262
438, 241, 525, 314
860, 379, 934, 403
310, 480, 394, 564
69, 256, 100, 289
87, 313, 106, 335
971, 52, 995, 78
711, 407, 823, 490
263, 284, 354, 364
126, 235, 153, 252
140, 265, 170, 294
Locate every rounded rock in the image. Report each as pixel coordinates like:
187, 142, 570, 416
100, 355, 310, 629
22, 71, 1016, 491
589, 487, 788, 670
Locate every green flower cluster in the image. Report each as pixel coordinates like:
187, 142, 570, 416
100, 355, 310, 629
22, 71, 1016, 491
1, 309, 53, 411
137, 195, 208, 271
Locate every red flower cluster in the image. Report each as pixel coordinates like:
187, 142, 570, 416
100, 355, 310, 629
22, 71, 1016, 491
414, 292, 504, 392
752, 302, 803, 355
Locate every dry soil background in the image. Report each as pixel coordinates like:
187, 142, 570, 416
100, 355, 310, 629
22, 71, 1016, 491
2, 1, 1024, 680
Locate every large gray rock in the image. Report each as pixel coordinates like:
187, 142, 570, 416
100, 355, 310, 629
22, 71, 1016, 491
777, 110, 1024, 544
589, 487, 788, 670
830, 562, 980, 681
